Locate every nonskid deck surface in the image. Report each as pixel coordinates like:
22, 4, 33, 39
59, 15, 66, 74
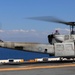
0, 61, 75, 75
0, 61, 75, 70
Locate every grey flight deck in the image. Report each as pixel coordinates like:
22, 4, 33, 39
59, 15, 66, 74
0, 62, 75, 75
0, 66, 75, 75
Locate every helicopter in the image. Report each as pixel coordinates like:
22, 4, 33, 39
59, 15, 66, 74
0, 16, 75, 60
28, 16, 75, 44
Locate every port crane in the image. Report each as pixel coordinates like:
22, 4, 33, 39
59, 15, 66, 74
0, 16, 75, 59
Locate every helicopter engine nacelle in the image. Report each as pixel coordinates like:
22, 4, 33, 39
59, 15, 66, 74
48, 34, 64, 44
54, 35, 64, 42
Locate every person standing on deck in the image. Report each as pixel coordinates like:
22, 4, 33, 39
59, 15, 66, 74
54, 30, 60, 35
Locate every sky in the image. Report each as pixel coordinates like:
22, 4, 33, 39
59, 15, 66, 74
0, 0, 75, 43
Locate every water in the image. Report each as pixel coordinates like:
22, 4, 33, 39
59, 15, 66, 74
0, 48, 51, 60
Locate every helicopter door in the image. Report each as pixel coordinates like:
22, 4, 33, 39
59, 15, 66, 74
55, 42, 74, 57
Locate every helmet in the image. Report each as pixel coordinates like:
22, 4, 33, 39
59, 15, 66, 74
55, 30, 58, 32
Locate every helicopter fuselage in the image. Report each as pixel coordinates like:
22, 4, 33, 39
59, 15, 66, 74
0, 34, 75, 59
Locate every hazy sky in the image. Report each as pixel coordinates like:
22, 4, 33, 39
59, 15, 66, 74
0, 0, 75, 43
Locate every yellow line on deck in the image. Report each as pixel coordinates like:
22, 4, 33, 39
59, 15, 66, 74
0, 63, 75, 71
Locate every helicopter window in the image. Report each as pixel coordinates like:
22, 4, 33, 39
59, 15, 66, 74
65, 44, 73, 50
56, 44, 64, 51
64, 35, 69, 40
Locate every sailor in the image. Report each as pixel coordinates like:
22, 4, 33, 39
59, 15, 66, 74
54, 30, 60, 35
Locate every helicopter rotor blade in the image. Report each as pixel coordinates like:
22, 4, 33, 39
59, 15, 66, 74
27, 16, 69, 25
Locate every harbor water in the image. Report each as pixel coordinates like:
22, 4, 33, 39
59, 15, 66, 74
0, 48, 51, 60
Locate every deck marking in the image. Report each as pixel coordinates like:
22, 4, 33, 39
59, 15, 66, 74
0, 63, 75, 71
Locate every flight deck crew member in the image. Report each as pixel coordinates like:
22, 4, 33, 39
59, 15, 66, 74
54, 30, 60, 35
